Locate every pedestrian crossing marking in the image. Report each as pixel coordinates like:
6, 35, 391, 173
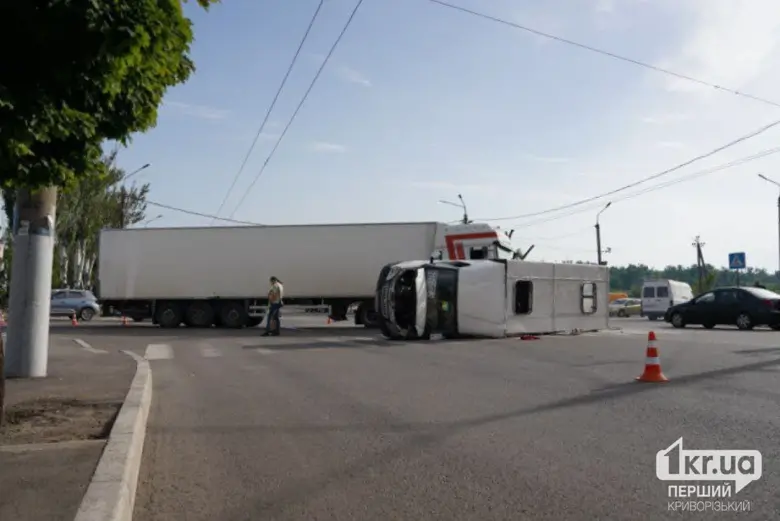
145, 343, 174, 360
199, 344, 222, 358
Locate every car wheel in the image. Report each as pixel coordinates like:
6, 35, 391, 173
736, 313, 754, 331
79, 307, 95, 322
617, 310, 627, 317
671, 312, 685, 328
702, 322, 715, 329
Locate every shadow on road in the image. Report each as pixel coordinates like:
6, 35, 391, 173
48, 323, 373, 340
218, 352, 780, 518
241, 338, 392, 351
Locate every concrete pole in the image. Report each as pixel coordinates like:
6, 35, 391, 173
595, 223, 602, 265
4, 187, 57, 378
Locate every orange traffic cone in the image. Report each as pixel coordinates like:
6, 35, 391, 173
121, 316, 128, 326
636, 331, 668, 383
71, 313, 79, 326
326, 316, 332, 325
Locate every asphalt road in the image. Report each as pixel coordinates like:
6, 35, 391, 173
59, 316, 780, 520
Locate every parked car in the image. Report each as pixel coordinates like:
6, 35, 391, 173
664, 286, 780, 330
51, 289, 100, 321
609, 298, 641, 317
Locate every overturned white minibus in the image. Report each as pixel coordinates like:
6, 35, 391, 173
375, 259, 609, 340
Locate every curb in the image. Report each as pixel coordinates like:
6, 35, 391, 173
73, 350, 152, 521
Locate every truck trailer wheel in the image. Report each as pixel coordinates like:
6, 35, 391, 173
156, 302, 183, 328
219, 302, 248, 329
356, 303, 381, 329
185, 301, 215, 328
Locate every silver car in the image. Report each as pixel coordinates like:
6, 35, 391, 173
51, 289, 100, 321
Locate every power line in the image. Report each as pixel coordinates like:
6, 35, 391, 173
210, 0, 326, 224
505, 146, 780, 230
476, 118, 780, 222
427, 0, 780, 110
228, 0, 366, 219
143, 146, 779, 232
147, 200, 262, 226
523, 227, 593, 241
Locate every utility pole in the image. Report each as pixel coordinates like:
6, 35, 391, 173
692, 235, 705, 293
595, 201, 611, 265
4, 187, 57, 378
757, 173, 780, 276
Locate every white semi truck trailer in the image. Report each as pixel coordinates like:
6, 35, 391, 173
375, 258, 609, 339
97, 221, 515, 328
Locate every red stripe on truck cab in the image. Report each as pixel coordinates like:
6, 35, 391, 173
445, 232, 498, 260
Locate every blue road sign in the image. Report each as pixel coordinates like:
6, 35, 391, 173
728, 252, 746, 270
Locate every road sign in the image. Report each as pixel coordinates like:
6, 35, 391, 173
728, 252, 746, 270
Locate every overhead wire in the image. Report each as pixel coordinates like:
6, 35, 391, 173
210, 0, 326, 224
475, 118, 780, 222
505, 146, 780, 231
427, 0, 780, 110
148, 200, 263, 226
147, 147, 780, 231
228, 0, 366, 219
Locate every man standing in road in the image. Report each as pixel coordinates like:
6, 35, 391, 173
262, 276, 284, 336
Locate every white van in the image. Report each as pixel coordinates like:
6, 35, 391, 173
641, 279, 693, 321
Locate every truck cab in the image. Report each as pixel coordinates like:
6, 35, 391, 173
433, 223, 515, 262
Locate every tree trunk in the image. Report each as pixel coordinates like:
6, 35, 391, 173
0, 331, 5, 426
58, 244, 69, 288
4, 186, 57, 379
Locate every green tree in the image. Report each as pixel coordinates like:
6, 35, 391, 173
56, 151, 149, 289
0, 0, 217, 189
0, 0, 219, 408
606, 264, 780, 296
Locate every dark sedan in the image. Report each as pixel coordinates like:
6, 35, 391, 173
664, 286, 780, 330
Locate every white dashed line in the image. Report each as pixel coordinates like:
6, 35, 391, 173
145, 343, 174, 360
253, 348, 276, 355
73, 338, 108, 354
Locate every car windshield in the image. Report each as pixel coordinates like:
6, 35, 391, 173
742, 287, 780, 299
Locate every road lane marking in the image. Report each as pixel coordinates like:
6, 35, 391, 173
253, 348, 276, 355
73, 338, 108, 354
145, 343, 174, 360
199, 344, 222, 358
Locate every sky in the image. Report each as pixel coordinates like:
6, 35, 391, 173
115, 0, 780, 271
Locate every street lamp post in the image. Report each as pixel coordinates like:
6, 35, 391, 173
595, 201, 612, 265
119, 163, 150, 228
438, 194, 470, 224
142, 214, 163, 228
758, 173, 780, 275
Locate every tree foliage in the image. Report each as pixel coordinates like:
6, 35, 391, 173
606, 263, 780, 296
55, 151, 149, 288
0, 0, 218, 189
1, 150, 151, 294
